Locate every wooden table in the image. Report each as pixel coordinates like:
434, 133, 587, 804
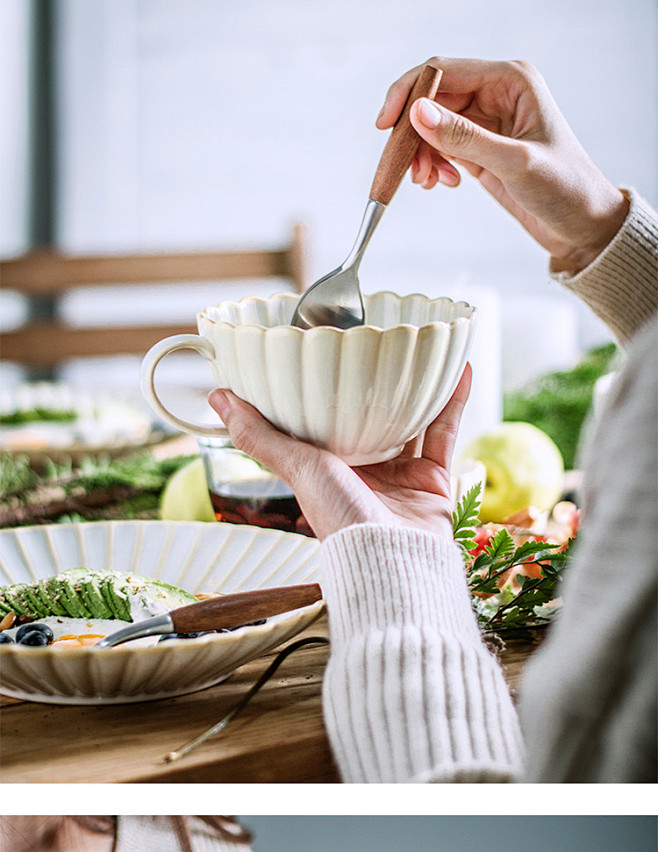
0, 614, 539, 784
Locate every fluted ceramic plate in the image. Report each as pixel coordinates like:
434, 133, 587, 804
0, 521, 322, 704
0, 382, 161, 467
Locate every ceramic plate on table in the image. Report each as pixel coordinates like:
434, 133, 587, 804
0, 382, 165, 466
0, 520, 322, 705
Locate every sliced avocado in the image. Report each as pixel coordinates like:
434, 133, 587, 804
35, 578, 68, 617
20, 583, 49, 618
81, 574, 113, 619
46, 575, 89, 618
137, 578, 197, 610
100, 576, 129, 620
0, 568, 197, 623
1, 585, 31, 616
107, 580, 132, 621
59, 568, 112, 619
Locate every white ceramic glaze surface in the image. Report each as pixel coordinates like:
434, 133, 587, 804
141, 291, 477, 465
0, 521, 321, 704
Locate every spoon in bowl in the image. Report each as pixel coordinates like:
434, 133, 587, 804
291, 64, 443, 329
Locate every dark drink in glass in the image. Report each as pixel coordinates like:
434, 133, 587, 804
209, 479, 304, 533
198, 436, 313, 535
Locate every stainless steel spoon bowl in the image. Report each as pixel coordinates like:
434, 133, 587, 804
291, 64, 443, 330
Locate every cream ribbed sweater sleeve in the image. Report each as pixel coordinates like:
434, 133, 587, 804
550, 189, 658, 345
320, 525, 524, 782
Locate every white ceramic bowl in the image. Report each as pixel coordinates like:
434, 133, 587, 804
0, 521, 322, 704
142, 291, 477, 466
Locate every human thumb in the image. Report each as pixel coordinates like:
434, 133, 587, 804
207, 389, 302, 482
411, 98, 518, 174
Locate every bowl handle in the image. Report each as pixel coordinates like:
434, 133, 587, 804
140, 334, 229, 437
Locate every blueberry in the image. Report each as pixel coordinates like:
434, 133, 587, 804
0, 633, 14, 644
16, 623, 55, 644
18, 630, 50, 646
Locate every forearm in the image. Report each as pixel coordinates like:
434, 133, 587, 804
320, 524, 524, 782
550, 189, 658, 346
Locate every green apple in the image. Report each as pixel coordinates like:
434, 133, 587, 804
462, 422, 564, 523
160, 457, 216, 522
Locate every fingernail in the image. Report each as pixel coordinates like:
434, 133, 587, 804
208, 389, 230, 419
438, 169, 459, 187
417, 98, 441, 129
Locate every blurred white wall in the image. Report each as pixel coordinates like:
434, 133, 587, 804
52, 1, 657, 327
0, 0, 31, 258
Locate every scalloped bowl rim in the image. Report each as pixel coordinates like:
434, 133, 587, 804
199, 291, 477, 332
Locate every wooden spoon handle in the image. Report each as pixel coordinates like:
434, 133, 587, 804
170, 583, 322, 633
369, 64, 443, 206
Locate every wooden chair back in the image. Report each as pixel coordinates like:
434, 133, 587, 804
0, 224, 307, 369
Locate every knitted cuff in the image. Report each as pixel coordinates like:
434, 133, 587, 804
550, 189, 658, 346
320, 523, 482, 645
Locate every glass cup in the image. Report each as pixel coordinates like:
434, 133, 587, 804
197, 436, 312, 535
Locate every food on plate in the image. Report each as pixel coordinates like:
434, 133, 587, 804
16, 622, 55, 644
0, 568, 195, 647
0, 382, 153, 452
0, 568, 271, 647
462, 422, 564, 523
0, 567, 197, 620
0, 407, 77, 425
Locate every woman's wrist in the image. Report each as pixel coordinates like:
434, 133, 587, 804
551, 187, 630, 274
321, 523, 481, 643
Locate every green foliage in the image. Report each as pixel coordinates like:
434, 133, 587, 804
0, 452, 38, 495
503, 342, 617, 469
452, 485, 574, 636
451, 483, 482, 555
64, 453, 195, 495
0, 451, 197, 524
